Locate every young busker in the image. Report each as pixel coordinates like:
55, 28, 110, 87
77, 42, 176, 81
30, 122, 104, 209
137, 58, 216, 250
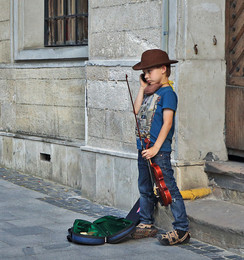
131, 49, 190, 245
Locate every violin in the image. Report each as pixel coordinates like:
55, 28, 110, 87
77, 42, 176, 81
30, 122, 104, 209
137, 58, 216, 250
144, 138, 172, 206
125, 75, 172, 206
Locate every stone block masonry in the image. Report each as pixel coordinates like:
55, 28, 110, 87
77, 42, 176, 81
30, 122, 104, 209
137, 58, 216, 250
0, 0, 10, 64
0, 0, 229, 213
0, 135, 140, 211
0, 67, 86, 141
89, 0, 162, 60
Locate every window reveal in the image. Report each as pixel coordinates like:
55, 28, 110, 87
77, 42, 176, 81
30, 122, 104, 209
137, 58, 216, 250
44, 0, 88, 47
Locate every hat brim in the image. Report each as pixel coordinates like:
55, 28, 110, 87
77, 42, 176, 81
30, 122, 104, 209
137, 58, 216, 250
132, 60, 178, 70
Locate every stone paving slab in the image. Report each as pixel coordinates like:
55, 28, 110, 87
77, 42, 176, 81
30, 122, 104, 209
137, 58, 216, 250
0, 167, 243, 260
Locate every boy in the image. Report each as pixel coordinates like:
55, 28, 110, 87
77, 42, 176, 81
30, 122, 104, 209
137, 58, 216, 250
131, 49, 190, 245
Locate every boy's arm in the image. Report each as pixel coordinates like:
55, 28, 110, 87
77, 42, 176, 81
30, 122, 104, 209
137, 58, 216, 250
134, 77, 148, 114
141, 108, 174, 159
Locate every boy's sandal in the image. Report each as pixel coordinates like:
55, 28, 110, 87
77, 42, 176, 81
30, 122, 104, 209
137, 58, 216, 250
157, 230, 190, 246
131, 223, 158, 239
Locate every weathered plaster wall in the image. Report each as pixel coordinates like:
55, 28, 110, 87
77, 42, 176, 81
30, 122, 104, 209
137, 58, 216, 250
87, 0, 227, 192
0, 67, 86, 140
86, 65, 140, 153
173, 0, 227, 162
0, 0, 228, 211
177, 60, 227, 161
89, 0, 162, 59
0, 1, 88, 204
167, 0, 227, 190
87, 0, 164, 153
0, 0, 11, 63
82, 0, 165, 209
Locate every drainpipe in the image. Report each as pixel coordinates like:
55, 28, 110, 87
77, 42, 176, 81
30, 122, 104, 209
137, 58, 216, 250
161, 0, 169, 52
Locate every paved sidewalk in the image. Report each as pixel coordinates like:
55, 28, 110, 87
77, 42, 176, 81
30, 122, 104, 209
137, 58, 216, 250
0, 168, 243, 260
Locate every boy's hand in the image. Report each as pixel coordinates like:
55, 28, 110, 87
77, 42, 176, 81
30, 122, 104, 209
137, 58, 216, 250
141, 146, 159, 160
139, 74, 148, 89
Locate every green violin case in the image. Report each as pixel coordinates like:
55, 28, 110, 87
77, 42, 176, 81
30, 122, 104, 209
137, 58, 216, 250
67, 215, 135, 245
67, 199, 140, 245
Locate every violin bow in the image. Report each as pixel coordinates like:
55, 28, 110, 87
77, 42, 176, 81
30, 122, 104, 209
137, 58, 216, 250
125, 75, 173, 206
125, 74, 155, 185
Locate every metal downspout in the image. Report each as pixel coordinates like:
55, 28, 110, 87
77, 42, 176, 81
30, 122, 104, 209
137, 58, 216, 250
161, 0, 169, 52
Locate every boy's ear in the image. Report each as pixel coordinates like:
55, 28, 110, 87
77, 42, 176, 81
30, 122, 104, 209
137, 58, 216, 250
161, 65, 167, 74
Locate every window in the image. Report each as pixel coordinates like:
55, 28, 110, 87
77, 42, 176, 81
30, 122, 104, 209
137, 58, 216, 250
44, 0, 88, 47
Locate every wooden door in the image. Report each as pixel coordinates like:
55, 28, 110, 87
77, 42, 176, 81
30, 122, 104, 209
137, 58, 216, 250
225, 0, 244, 158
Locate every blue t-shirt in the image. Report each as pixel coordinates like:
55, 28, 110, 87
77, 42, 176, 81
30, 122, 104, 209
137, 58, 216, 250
136, 86, 177, 152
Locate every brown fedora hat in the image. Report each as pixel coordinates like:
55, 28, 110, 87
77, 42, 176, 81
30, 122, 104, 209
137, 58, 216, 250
132, 49, 178, 70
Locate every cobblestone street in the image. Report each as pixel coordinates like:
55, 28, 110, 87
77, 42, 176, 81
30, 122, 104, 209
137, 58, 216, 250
0, 168, 243, 260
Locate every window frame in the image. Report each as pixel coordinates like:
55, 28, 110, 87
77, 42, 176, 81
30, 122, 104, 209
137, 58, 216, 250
44, 0, 88, 47
13, 0, 88, 61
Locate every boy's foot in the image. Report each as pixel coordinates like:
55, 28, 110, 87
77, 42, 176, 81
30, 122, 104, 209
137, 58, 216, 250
157, 229, 190, 246
131, 223, 158, 239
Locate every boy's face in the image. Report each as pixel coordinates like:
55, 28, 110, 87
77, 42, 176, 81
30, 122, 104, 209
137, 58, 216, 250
143, 65, 167, 85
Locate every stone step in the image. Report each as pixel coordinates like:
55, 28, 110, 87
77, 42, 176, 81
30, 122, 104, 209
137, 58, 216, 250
155, 197, 244, 256
204, 161, 244, 206
185, 199, 244, 256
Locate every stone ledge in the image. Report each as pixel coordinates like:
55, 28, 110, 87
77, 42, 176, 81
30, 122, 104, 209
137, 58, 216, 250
80, 145, 138, 160
0, 61, 86, 69
204, 161, 244, 192
86, 59, 138, 67
205, 161, 244, 176
0, 131, 85, 148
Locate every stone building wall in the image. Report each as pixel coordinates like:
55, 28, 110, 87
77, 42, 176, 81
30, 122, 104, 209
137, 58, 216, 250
0, 0, 88, 197
0, 67, 86, 140
169, 0, 227, 190
0, 0, 227, 211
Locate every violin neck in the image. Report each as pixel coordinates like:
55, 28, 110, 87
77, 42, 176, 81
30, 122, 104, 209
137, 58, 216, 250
147, 160, 155, 186
148, 158, 153, 165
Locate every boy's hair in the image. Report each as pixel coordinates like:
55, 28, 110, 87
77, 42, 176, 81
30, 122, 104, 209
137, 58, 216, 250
156, 65, 171, 77
166, 65, 171, 77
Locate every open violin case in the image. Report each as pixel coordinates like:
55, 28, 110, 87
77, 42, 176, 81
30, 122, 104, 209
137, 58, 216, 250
67, 199, 140, 245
